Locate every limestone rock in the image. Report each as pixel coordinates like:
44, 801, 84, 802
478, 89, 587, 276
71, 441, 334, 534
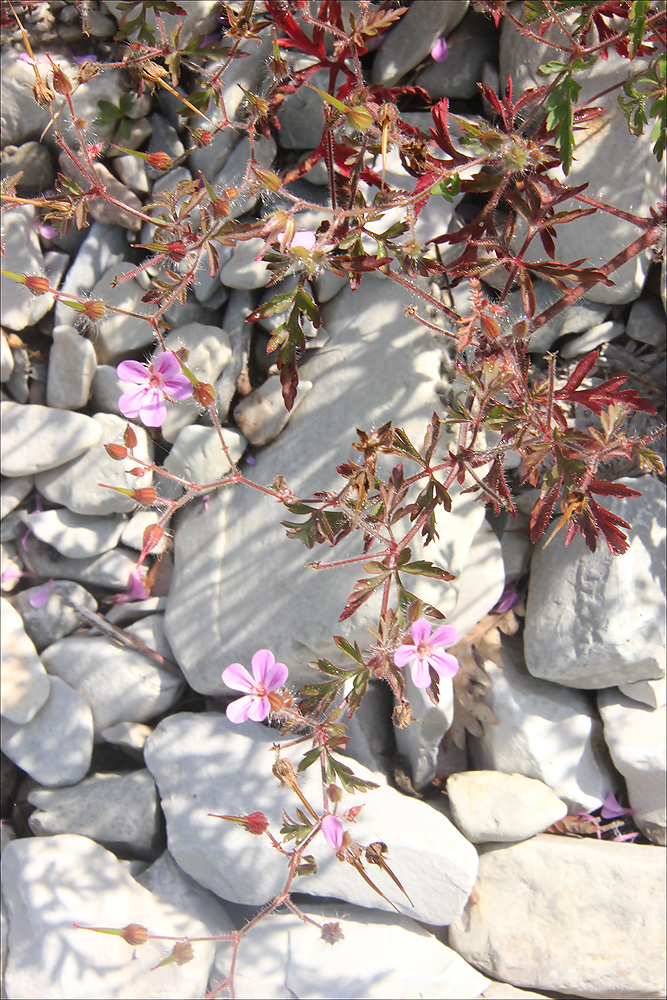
1, 598, 50, 723
1, 402, 102, 477
447, 771, 567, 844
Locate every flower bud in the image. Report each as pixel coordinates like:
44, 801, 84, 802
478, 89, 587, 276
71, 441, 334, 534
147, 151, 172, 171
142, 523, 163, 552
345, 105, 372, 131
244, 811, 269, 835
122, 924, 148, 945
83, 299, 105, 321
32, 79, 55, 107
105, 444, 127, 460
23, 274, 50, 296
123, 424, 138, 449
253, 166, 282, 192
77, 60, 99, 84
193, 381, 216, 408
192, 129, 212, 147
172, 941, 194, 965
132, 487, 157, 507
166, 241, 187, 262
327, 783, 343, 804
51, 64, 72, 95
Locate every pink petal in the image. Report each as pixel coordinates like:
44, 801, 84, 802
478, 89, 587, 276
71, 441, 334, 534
410, 656, 433, 689
431, 37, 449, 62
601, 792, 635, 819
152, 351, 181, 378
28, 580, 52, 609
409, 619, 431, 645
429, 650, 459, 678
263, 659, 289, 692
118, 387, 146, 418
247, 695, 271, 722
430, 624, 458, 648
291, 231, 317, 250
394, 644, 417, 669
163, 372, 194, 400
222, 663, 255, 693
139, 392, 167, 427
117, 360, 150, 384
321, 814, 344, 851
250, 649, 276, 684
226, 695, 254, 724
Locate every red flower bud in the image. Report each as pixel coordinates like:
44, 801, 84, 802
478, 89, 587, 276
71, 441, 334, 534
166, 241, 187, 262
244, 811, 269, 835
193, 381, 215, 408
132, 488, 157, 507
24, 274, 50, 296
172, 941, 194, 965
122, 924, 148, 945
193, 129, 212, 147
51, 64, 72, 95
147, 151, 172, 171
105, 444, 128, 460
123, 424, 138, 449
142, 523, 164, 552
83, 299, 105, 321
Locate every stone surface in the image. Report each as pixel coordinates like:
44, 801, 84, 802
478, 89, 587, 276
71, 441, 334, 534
233, 374, 313, 445
120, 510, 169, 555
149, 323, 232, 442
626, 293, 666, 346
524, 477, 666, 689
46, 326, 98, 410
559, 320, 625, 359
447, 771, 567, 844
36, 412, 153, 515
54, 222, 130, 328
20, 508, 126, 558
161, 425, 247, 498
394, 672, 455, 793
0, 206, 60, 331
276, 63, 328, 150
41, 614, 184, 736
0, 140, 54, 195
416, 11, 498, 100
11, 580, 97, 652
20, 542, 140, 590
1, 834, 230, 998
165, 275, 484, 696
618, 674, 666, 710
220, 237, 272, 289
448, 835, 666, 999
28, 769, 163, 859
101, 721, 152, 762
144, 712, 479, 925
598, 689, 666, 845
372, 1, 470, 86
113, 153, 150, 194
0, 474, 33, 519
88, 263, 157, 364
1, 331, 14, 383
499, 14, 665, 304
58, 150, 143, 231
468, 640, 617, 813
0, 676, 93, 786
1, 401, 102, 477
1, 597, 51, 724
211, 901, 491, 1000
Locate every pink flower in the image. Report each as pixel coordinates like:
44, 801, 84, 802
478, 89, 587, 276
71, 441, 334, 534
394, 618, 459, 689
431, 37, 449, 62
321, 814, 344, 851
28, 579, 53, 609
113, 568, 149, 605
601, 792, 635, 819
289, 230, 317, 251
117, 352, 193, 428
222, 649, 288, 724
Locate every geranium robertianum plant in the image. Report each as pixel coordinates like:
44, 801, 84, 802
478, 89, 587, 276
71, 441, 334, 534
1, 0, 665, 992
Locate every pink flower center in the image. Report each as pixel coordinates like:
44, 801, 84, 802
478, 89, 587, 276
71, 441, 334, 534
416, 642, 431, 658
147, 371, 165, 391
253, 682, 267, 698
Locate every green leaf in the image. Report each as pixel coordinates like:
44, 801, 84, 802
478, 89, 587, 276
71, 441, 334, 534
545, 73, 580, 175
298, 746, 324, 772
332, 635, 364, 665
400, 560, 456, 581
629, 0, 649, 57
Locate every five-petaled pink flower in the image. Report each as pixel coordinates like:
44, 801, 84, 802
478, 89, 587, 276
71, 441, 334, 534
394, 618, 459, 689
117, 352, 193, 427
222, 649, 288, 724
321, 814, 344, 851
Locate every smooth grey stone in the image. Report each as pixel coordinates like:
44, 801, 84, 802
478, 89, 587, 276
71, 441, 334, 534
1, 598, 50, 724
1, 676, 93, 786
626, 293, 666, 346
447, 771, 567, 843
5, 345, 30, 402
1, 834, 227, 998
101, 721, 152, 762
87, 263, 156, 364
23, 542, 141, 590
212, 287, 253, 418
0, 474, 33, 518
559, 299, 611, 336
233, 375, 313, 446
112, 154, 149, 194
11, 580, 97, 652
20, 508, 126, 558
41, 614, 184, 736
146, 112, 185, 179
372, 0, 470, 85
0, 206, 57, 332
1, 331, 14, 382
559, 320, 625, 359
211, 134, 277, 220
1, 402, 102, 477
0, 141, 54, 195
524, 476, 665, 690
416, 11, 498, 100
28, 769, 163, 859
449, 836, 666, 998
46, 326, 97, 409
162, 425, 246, 497
36, 412, 153, 515
277, 64, 328, 149
54, 221, 130, 328
219, 237, 271, 289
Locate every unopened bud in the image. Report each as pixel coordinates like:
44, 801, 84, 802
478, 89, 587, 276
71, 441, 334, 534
172, 941, 194, 965
132, 487, 157, 507
253, 166, 282, 192
192, 129, 211, 147
147, 151, 172, 171
105, 444, 127, 460
123, 424, 138, 449
392, 701, 413, 729
77, 60, 99, 84
24, 274, 50, 296
32, 79, 55, 107
193, 381, 215, 408
122, 924, 149, 945
83, 299, 105, 321
166, 241, 187, 262
142, 523, 163, 552
51, 64, 72, 95
209, 811, 269, 835
173, 347, 189, 362
345, 105, 372, 131
127, 467, 146, 478
272, 757, 296, 787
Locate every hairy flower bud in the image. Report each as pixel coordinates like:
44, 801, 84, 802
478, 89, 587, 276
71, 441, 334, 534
147, 151, 172, 171
122, 924, 148, 945
104, 444, 127, 460
132, 487, 157, 507
123, 424, 138, 449
51, 63, 72, 95
172, 941, 194, 965
193, 381, 215, 408
142, 523, 163, 553
23, 274, 50, 296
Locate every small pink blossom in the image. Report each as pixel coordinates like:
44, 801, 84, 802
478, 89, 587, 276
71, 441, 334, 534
289, 230, 317, 251
321, 814, 344, 851
222, 649, 288, 724
394, 618, 459, 689
601, 792, 635, 819
28, 580, 53, 609
431, 37, 449, 62
113, 568, 149, 605
117, 351, 193, 428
